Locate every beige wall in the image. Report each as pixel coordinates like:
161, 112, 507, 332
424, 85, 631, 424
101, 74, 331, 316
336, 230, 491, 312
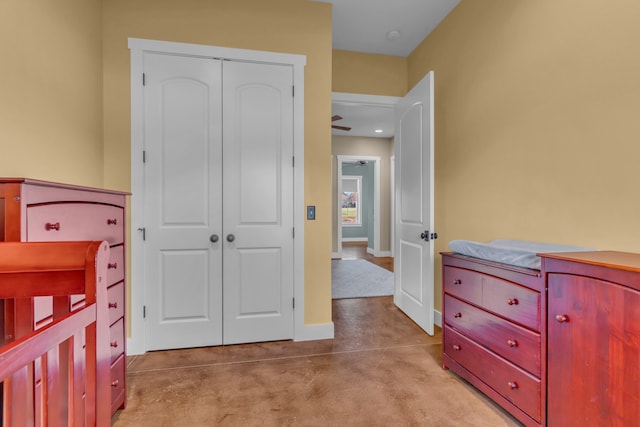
330, 51, 406, 257
102, 0, 333, 326
333, 50, 407, 97
409, 0, 640, 311
0, 0, 104, 187
331, 136, 393, 254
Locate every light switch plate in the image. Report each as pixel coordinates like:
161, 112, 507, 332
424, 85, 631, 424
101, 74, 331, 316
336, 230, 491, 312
307, 205, 316, 220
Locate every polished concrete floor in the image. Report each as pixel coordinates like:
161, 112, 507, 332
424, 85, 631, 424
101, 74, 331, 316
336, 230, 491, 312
113, 297, 520, 426
113, 246, 519, 426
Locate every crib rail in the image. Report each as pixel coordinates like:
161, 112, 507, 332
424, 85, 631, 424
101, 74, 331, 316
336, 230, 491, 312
0, 241, 111, 427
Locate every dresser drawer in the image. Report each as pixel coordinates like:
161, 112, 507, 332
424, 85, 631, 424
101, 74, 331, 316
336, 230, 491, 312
444, 295, 541, 375
107, 245, 124, 286
481, 275, 540, 331
111, 354, 126, 413
26, 203, 124, 245
444, 326, 541, 423
443, 266, 483, 305
109, 317, 125, 364
107, 281, 125, 326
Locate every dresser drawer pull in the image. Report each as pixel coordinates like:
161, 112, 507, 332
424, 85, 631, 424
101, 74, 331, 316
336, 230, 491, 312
108, 302, 118, 309
508, 381, 518, 390
452, 344, 461, 351
507, 298, 519, 306
45, 222, 60, 231
107, 218, 118, 225
507, 339, 518, 348
110, 341, 119, 348
453, 279, 462, 285
453, 312, 462, 318
108, 262, 118, 269
555, 314, 569, 323
111, 380, 119, 388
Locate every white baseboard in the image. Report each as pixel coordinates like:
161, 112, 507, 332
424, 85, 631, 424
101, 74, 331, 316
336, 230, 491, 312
126, 337, 145, 356
342, 237, 368, 242
331, 252, 341, 259
434, 309, 442, 328
295, 322, 335, 341
376, 250, 393, 257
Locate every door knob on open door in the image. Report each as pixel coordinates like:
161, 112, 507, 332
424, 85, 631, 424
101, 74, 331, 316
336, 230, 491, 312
420, 230, 430, 241
227, 234, 235, 242
210, 234, 219, 243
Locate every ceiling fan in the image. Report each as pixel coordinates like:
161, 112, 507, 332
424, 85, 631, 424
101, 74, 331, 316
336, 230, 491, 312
331, 115, 351, 131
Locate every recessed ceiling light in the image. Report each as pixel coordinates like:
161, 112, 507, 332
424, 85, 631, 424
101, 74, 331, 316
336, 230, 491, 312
386, 30, 401, 41
375, 129, 383, 133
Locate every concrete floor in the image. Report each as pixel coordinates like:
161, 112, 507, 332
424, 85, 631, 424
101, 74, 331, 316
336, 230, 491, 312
112, 295, 520, 426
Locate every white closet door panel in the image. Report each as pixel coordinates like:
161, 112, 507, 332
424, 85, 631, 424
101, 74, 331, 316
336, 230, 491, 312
160, 80, 211, 225
222, 60, 294, 344
236, 85, 281, 223
144, 53, 223, 350
237, 248, 282, 315
160, 250, 210, 320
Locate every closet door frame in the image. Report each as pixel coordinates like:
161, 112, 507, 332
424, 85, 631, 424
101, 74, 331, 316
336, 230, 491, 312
128, 38, 308, 355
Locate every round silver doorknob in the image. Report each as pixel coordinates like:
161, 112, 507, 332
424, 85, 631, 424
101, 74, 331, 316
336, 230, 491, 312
226, 234, 235, 242
210, 234, 219, 243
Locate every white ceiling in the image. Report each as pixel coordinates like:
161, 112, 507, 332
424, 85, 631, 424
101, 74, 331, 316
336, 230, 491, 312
318, 0, 461, 138
316, 0, 460, 57
332, 103, 395, 138
332, 93, 400, 139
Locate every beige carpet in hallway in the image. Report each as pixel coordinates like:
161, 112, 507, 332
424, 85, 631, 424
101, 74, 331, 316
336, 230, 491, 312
113, 297, 520, 426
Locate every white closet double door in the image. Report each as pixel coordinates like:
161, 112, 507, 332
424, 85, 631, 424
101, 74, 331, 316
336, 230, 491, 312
143, 53, 294, 350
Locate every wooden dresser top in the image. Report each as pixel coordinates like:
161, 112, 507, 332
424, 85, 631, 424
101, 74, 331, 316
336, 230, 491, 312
0, 178, 129, 196
539, 251, 640, 273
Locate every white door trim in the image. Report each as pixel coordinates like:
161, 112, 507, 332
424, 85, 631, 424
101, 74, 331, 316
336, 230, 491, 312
128, 37, 309, 355
332, 92, 400, 259
390, 155, 395, 257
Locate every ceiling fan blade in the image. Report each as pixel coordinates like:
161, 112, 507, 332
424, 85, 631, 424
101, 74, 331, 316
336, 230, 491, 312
331, 115, 343, 122
332, 125, 351, 131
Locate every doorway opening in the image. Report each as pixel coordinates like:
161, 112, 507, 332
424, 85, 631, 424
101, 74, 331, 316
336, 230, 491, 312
331, 91, 400, 300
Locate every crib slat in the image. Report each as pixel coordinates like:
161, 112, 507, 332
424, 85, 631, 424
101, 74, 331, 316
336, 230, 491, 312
5, 364, 35, 427
34, 355, 43, 427
71, 331, 86, 426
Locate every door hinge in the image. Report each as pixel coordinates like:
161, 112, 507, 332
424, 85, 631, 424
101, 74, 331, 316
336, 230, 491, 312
292, 86, 295, 97
142, 150, 146, 163
292, 227, 295, 238
138, 227, 146, 241
142, 73, 146, 86
292, 298, 295, 309
143, 305, 146, 318
292, 156, 295, 167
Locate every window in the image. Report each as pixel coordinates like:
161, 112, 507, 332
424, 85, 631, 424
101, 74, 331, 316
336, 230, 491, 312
341, 176, 362, 225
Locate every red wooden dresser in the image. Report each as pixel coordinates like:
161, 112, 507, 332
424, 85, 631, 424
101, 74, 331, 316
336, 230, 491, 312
541, 251, 640, 426
0, 178, 129, 415
442, 252, 546, 427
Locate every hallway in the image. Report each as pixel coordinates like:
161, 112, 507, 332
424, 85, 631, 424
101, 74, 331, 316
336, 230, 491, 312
113, 295, 519, 426
339, 241, 394, 271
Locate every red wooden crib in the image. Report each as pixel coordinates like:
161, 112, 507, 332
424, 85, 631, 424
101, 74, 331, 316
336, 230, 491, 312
0, 241, 112, 426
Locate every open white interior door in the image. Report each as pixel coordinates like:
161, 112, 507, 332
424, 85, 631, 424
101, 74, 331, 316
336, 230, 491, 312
393, 71, 435, 335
